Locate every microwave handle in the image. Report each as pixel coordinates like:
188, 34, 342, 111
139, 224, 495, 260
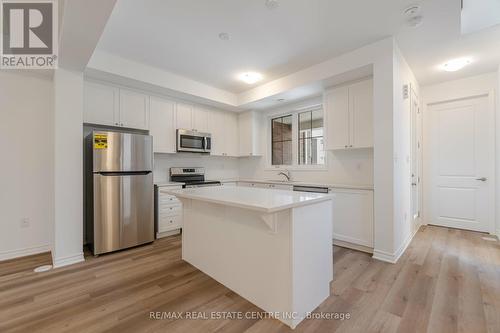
204, 136, 210, 151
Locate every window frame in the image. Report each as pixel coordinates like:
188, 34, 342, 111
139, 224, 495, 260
266, 104, 328, 171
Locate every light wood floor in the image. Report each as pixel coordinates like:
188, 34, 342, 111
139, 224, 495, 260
0, 225, 499, 333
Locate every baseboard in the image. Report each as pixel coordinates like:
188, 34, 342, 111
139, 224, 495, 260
496, 229, 500, 239
156, 229, 181, 239
333, 239, 373, 254
52, 252, 85, 268
0, 244, 51, 262
372, 226, 420, 264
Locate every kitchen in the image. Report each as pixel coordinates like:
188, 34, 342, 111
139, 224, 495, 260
1, 0, 500, 332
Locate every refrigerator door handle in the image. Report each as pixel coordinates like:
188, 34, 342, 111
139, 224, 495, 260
98, 171, 152, 176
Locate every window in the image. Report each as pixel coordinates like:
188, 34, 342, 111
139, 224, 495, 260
271, 115, 293, 165
270, 106, 325, 168
298, 109, 325, 165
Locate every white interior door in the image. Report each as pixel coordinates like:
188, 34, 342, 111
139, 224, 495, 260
410, 88, 421, 233
429, 95, 494, 232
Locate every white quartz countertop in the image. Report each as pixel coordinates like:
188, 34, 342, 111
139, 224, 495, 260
165, 186, 334, 213
221, 178, 374, 191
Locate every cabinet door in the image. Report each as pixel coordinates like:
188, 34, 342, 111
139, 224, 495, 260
350, 79, 373, 148
119, 89, 150, 130
84, 81, 119, 126
176, 102, 193, 130
193, 106, 209, 132
239, 111, 260, 156
208, 110, 226, 156
150, 97, 176, 153
324, 86, 349, 150
225, 112, 239, 156
331, 189, 374, 247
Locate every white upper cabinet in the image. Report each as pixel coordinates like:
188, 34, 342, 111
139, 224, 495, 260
208, 110, 239, 156
225, 112, 239, 157
175, 103, 209, 132
324, 78, 373, 150
350, 79, 373, 148
238, 111, 262, 156
175, 102, 193, 130
193, 106, 209, 133
84, 81, 149, 130
324, 86, 349, 150
208, 110, 226, 156
150, 96, 176, 154
119, 89, 150, 130
84, 81, 119, 126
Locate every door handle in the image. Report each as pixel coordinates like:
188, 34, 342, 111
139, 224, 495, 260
476, 177, 487, 182
411, 183, 417, 186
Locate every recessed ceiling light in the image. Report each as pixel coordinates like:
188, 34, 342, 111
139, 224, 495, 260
218, 32, 230, 41
265, 0, 279, 10
441, 57, 472, 72
238, 72, 263, 84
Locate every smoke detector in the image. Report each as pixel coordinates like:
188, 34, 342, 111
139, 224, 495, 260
404, 5, 421, 17
218, 32, 230, 41
403, 5, 423, 27
265, 0, 279, 10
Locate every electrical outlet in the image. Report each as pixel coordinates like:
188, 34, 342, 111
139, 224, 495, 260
20, 218, 30, 228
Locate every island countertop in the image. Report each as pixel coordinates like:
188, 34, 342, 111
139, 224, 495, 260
165, 186, 334, 213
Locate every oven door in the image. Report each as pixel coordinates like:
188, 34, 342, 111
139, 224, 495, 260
177, 129, 206, 152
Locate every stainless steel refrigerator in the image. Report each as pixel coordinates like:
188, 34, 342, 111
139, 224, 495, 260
85, 131, 154, 255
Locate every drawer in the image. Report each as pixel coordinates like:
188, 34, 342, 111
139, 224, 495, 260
159, 194, 180, 204
158, 215, 182, 232
159, 204, 182, 216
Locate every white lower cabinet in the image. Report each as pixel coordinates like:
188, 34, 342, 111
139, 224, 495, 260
157, 187, 183, 238
330, 188, 374, 251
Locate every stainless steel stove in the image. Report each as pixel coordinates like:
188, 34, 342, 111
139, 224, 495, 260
170, 167, 221, 188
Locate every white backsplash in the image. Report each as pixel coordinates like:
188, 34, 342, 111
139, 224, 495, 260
153, 153, 240, 183
238, 149, 373, 185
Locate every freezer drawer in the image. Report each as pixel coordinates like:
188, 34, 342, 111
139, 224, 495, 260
93, 172, 154, 254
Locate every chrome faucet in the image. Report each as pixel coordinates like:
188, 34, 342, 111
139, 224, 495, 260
278, 170, 291, 181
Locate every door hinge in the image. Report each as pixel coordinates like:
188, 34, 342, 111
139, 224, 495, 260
403, 85, 409, 99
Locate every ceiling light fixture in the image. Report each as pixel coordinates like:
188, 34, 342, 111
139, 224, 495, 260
238, 72, 263, 84
441, 57, 472, 72
218, 32, 230, 41
265, 0, 279, 10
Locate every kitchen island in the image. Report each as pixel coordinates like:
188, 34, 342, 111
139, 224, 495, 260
166, 186, 334, 329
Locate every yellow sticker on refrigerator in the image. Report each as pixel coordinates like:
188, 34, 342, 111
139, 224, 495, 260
94, 134, 108, 149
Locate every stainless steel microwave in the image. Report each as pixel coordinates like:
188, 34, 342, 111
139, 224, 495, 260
176, 129, 211, 153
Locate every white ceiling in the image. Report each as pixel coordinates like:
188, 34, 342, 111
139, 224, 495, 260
95, 0, 500, 94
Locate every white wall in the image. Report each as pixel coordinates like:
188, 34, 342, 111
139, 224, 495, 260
391, 45, 420, 258
52, 68, 85, 267
238, 96, 374, 186
422, 72, 498, 235
0, 72, 53, 260
154, 154, 240, 183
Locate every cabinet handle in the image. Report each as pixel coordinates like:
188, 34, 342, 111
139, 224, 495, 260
350, 145, 353, 148
345, 145, 348, 148
115, 122, 119, 126
120, 123, 124, 126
